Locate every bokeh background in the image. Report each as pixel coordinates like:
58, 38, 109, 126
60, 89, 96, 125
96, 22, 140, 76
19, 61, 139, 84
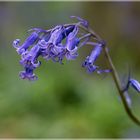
0, 2, 140, 138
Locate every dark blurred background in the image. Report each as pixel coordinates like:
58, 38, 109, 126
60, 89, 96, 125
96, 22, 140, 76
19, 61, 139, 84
0, 2, 140, 138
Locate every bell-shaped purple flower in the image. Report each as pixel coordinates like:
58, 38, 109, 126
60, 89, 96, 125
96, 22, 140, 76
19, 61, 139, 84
82, 43, 103, 73
13, 32, 39, 55
38, 39, 61, 61
19, 43, 41, 81
129, 79, 140, 93
20, 44, 41, 68
65, 26, 79, 60
48, 26, 64, 45
42, 26, 65, 57
88, 43, 103, 63
38, 39, 50, 60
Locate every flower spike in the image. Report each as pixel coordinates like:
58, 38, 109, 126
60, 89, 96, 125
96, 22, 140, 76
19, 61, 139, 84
12, 16, 140, 126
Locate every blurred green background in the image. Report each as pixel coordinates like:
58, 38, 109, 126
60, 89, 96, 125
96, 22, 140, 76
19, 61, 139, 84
0, 2, 140, 138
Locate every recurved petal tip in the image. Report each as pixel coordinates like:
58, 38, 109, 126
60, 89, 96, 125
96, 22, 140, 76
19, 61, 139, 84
13, 39, 20, 48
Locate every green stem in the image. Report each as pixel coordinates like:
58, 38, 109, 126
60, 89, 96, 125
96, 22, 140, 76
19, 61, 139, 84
81, 24, 140, 126
104, 46, 140, 126
32, 22, 140, 125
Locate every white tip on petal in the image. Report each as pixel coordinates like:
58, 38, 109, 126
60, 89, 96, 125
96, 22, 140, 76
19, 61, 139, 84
13, 39, 20, 48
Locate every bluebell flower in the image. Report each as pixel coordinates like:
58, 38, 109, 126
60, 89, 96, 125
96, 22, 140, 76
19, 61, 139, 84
82, 43, 103, 73
129, 79, 140, 93
88, 43, 103, 63
121, 78, 140, 107
40, 26, 66, 61
20, 44, 41, 68
38, 39, 51, 60
48, 26, 64, 45
13, 32, 39, 55
19, 43, 41, 81
13, 16, 110, 81
65, 25, 79, 60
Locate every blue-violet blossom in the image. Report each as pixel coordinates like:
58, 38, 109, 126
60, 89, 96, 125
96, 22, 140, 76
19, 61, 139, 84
129, 79, 140, 93
13, 32, 39, 55
13, 17, 110, 80
82, 43, 103, 73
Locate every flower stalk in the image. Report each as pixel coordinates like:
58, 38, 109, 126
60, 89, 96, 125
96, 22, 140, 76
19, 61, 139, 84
104, 46, 140, 126
83, 24, 140, 126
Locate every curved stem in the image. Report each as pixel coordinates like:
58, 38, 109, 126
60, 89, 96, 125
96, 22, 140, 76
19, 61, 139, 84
79, 33, 91, 41
82, 25, 140, 126
26, 21, 140, 125
104, 46, 140, 126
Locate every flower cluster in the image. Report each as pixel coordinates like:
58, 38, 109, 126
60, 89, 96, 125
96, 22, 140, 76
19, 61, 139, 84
13, 16, 110, 80
12, 16, 140, 126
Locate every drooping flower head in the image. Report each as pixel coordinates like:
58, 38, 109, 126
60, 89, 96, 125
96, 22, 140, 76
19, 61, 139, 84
12, 16, 110, 81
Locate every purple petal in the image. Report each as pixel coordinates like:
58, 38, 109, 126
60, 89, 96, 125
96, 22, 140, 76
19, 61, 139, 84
65, 52, 78, 60
65, 46, 78, 60
88, 43, 102, 63
48, 25, 65, 45
13, 39, 20, 48
82, 57, 98, 73
129, 79, 140, 93
21, 44, 41, 67
51, 44, 64, 55
65, 26, 79, 50
13, 32, 39, 55
64, 26, 79, 61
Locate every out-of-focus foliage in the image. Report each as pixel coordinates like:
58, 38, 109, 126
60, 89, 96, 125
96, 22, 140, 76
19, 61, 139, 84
0, 2, 140, 138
